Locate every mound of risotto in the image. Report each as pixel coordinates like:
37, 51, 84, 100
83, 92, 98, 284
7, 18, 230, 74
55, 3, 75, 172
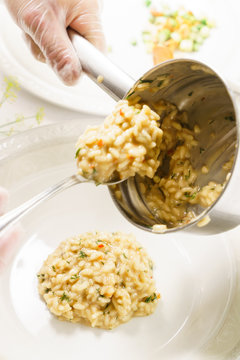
75, 100, 163, 183
37, 232, 159, 329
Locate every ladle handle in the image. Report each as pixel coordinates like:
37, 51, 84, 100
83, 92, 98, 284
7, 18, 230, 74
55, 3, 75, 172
69, 29, 134, 101
0, 175, 80, 237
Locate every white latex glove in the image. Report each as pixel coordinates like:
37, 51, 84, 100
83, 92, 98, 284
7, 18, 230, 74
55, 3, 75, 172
5, 0, 105, 85
0, 187, 22, 272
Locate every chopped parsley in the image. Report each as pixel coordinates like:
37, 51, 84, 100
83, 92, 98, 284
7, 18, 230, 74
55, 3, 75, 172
139, 78, 153, 84
45, 288, 51, 294
157, 80, 164, 87
79, 251, 87, 258
144, 293, 157, 303
224, 115, 234, 122
123, 253, 128, 259
75, 148, 81, 158
52, 265, 56, 272
184, 192, 197, 199
60, 292, 70, 302
70, 274, 79, 280
126, 90, 135, 99
149, 262, 153, 270
145, 0, 152, 6
171, 173, 176, 179
199, 147, 205, 154
103, 303, 110, 314
188, 91, 193, 97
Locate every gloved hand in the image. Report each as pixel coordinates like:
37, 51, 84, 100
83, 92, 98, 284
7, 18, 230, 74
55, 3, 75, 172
5, 0, 106, 85
0, 187, 22, 272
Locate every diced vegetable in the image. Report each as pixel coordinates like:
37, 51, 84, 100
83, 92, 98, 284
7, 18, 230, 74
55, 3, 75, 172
153, 45, 173, 65
179, 39, 193, 52
142, 5, 214, 58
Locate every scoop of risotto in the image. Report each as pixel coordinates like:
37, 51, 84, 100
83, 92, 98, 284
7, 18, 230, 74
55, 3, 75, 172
37, 232, 159, 329
75, 100, 163, 183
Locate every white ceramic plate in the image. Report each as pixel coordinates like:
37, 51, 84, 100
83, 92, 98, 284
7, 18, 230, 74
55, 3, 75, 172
0, 120, 240, 360
0, 0, 240, 115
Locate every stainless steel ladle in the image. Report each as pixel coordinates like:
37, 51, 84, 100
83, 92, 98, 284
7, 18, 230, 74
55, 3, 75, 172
0, 30, 238, 236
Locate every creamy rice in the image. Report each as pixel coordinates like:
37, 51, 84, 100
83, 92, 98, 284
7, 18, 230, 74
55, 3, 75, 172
38, 232, 159, 329
138, 100, 229, 227
75, 100, 163, 183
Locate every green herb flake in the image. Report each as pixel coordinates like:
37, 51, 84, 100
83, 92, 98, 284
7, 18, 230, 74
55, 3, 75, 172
101, 261, 105, 265
45, 288, 51, 294
37, 274, 41, 278
209, 119, 215, 125
144, 292, 157, 303
60, 292, 70, 302
200, 147, 205, 154
103, 303, 110, 314
200, 19, 208, 25
145, 0, 152, 7
79, 250, 87, 258
188, 91, 193, 97
224, 115, 235, 122
75, 148, 81, 158
171, 173, 176, 179
131, 40, 138, 46
52, 265, 56, 272
157, 80, 164, 87
144, 296, 151, 303
70, 274, 79, 280
184, 192, 197, 199
123, 253, 128, 259
139, 79, 153, 84
211, 187, 215, 191
120, 281, 125, 288
126, 91, 135, 99
184, 169, 191, 180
